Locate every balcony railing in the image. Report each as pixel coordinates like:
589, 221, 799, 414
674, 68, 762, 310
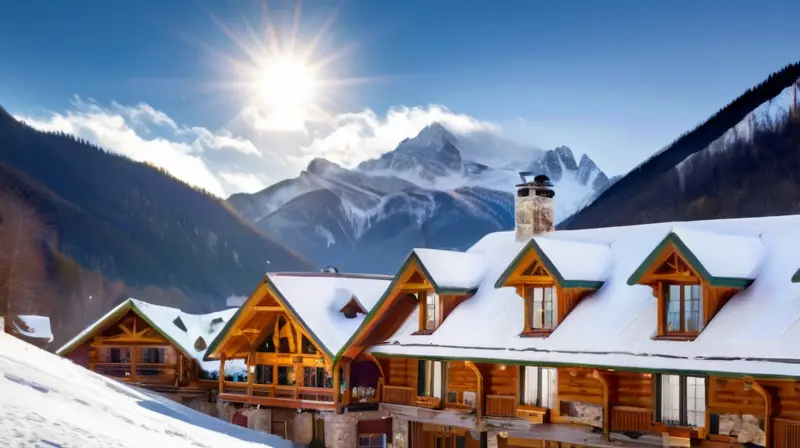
610, 406, 652, 432
485, 395, 516, 418
416, 395, 441, 408
773, 418, 800, 448
94, 363, 177, 382
383, 385, 415, 406
220, 381, 334, 403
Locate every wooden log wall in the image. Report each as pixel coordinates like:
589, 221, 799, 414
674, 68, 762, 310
613, 371, 653, 409
556, 368, 604, 406
381, 357, 418, 389
486, 364, 518, 397
447, 361, 478, 392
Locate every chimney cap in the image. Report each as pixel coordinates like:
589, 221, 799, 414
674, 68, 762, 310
516, 172, 554, 188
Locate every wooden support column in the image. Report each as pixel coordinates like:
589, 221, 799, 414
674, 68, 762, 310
466, 361, 484, 423
130, 345, 138, 382
745, 376, 773, 446
247, 352, 255, 400
592, 369, 613, 437
343, 358, 352, 406
218, 353, 226, 394
333, 360, 342, 414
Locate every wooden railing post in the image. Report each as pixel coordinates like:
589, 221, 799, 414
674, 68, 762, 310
218, 353, 226, 394
131, 345, 138, 382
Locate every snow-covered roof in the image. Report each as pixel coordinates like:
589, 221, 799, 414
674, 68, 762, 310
56, 299, 244, 374
495, 237, 612, 288
265, 272, 392, 357
669, 227, 764, 280
412, 248, 484, 291
368, 214, 800, 378
13, 315, 53, 342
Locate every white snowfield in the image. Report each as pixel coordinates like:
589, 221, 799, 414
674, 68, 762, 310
0, 332, 291, 448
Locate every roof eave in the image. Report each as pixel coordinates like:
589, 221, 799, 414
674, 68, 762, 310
627, 232, 754, 288
494, 239, 605, 290
367, 348, 800, 381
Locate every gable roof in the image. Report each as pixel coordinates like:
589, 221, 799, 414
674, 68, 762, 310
205, 272, 392, 361
627, 227, 764, 287
412, 248, 485, 292
495, 237, 611, 288
56, 299, 242, 373
367, 215, 800, 378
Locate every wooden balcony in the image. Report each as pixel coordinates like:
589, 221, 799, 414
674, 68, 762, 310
773, 418, 800, 448
416, 395, 442, 408
218, 381, 335, 411
383, 385, 415, 406
94, 362, 177, 384
485, 394, 516, 418
610, 406, 652, 432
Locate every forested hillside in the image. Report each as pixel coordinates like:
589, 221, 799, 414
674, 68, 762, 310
0, 108, 313, 342
562, 62, 800, 230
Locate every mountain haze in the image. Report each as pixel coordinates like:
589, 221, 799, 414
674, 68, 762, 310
229, 123, 610, 274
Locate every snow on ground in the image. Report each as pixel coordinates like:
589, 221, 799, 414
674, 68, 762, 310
0, 332, 292, 448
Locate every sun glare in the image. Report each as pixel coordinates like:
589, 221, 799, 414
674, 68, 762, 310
199, 1, 384, 132
258, 56, 317, 108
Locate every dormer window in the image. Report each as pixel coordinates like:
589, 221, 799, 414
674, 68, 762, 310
525, 285, 557, 332
627, 229, 760, 341
422, 291, 441, 331
494, 238, 608, 338
664, 283, 703, 334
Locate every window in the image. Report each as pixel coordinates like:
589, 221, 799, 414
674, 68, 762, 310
421, 291, 442, 331
109, 347, 131, 363
277, 366, 296, 386
417, 360, 443, 398
141, 347, 165, 363
254, 364, 273, 384
657, 374, 706, 428
303, 367, 333, 388
357, 434, 386, 448
525, 286, 557, 331
520, 366, 557, 408
663, 284, 703, 334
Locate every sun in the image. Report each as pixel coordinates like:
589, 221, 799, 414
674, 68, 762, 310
257, 56, 317, 109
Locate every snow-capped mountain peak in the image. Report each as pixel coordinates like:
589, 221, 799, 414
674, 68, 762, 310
228, 122, 611, 275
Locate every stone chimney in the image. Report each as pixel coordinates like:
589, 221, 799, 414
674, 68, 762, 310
515, 172, 555, 242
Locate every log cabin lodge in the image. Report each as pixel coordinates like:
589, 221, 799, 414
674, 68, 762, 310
56, 174, 800, 448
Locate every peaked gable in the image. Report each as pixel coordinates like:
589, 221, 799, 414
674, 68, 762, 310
496, 237, 610, 289
337, 250, 479, 362
206, 273, 390, 362
627, 228, 763, 287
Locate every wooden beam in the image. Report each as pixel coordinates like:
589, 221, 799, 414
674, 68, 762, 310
744, 376, 773, 445
591, 370, 612, 437
465, 361, 484, 423
251, 306, 283, 312
117, 323, 133, 335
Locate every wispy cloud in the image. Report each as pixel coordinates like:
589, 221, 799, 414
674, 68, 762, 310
16, 97, 510, 197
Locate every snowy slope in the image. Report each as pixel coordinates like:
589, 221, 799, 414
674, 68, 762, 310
0, 333, 291, 448
228, 123, 609, 274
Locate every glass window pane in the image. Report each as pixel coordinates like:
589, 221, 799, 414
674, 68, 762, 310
432, 361, 443, 398
666, 285, 682, 332
532, 288, 544, 329
686, 377, 706, 427
684, 285, 703, 332
660, 374, 681, 426
544, 286, 556, 329
523, 366, 539, 406
540, 368, 557, 408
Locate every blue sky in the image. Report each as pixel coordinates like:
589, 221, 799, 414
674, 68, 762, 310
1, 0, 798, 196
